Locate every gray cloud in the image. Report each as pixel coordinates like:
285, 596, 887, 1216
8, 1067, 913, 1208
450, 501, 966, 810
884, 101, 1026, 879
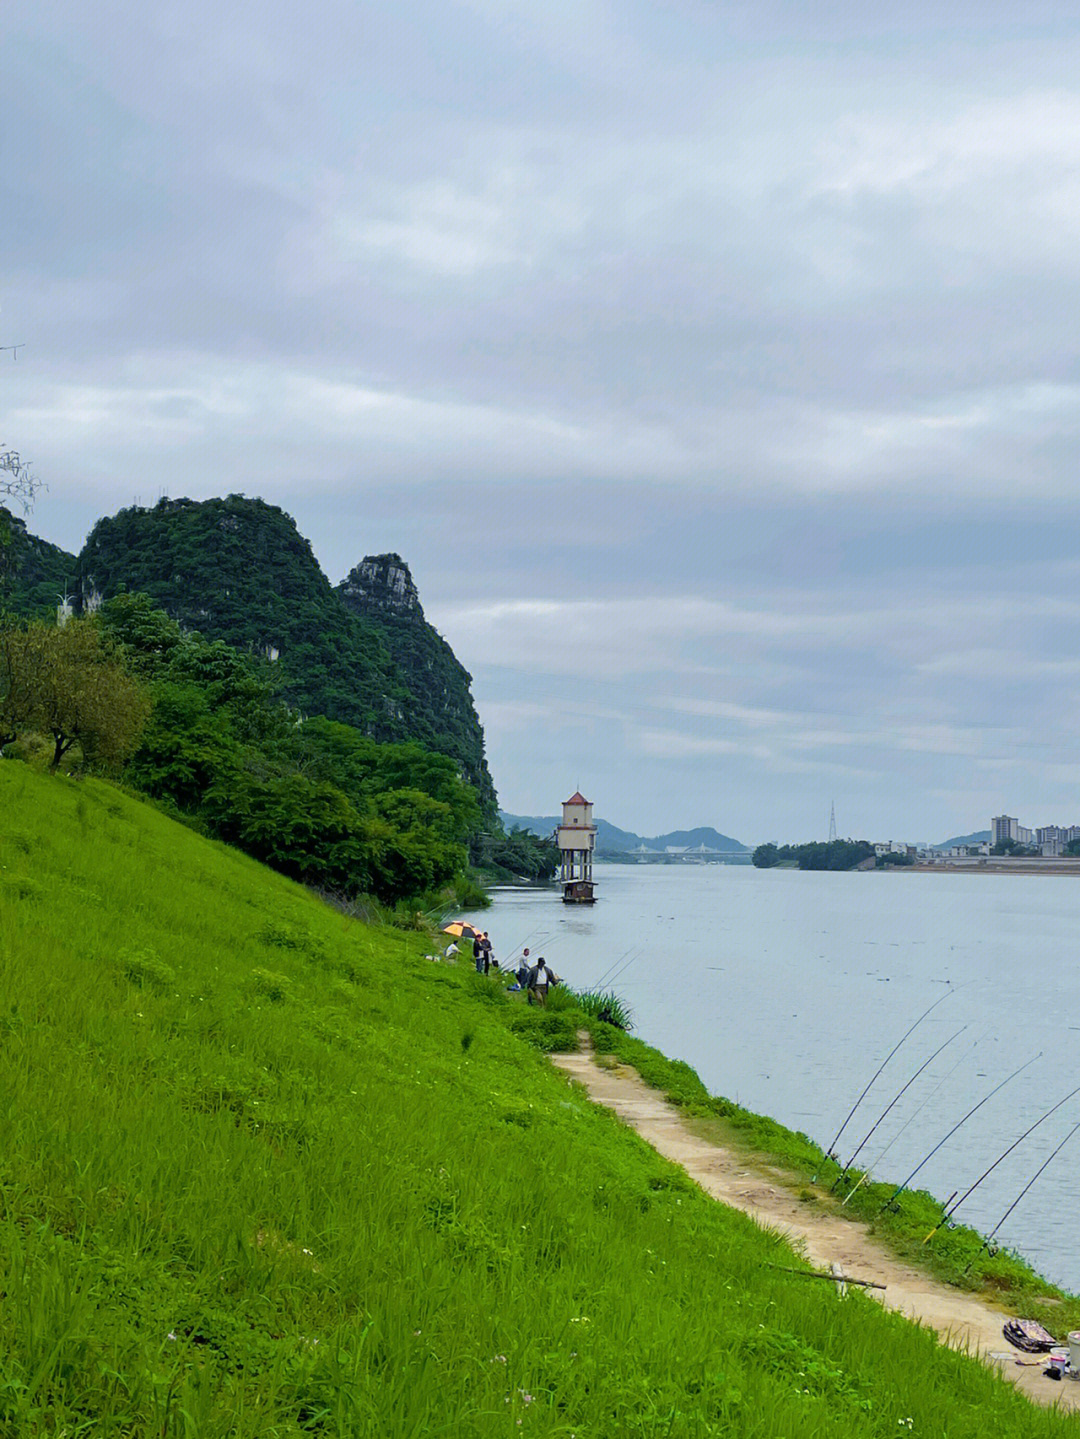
6, 1, 1080, 839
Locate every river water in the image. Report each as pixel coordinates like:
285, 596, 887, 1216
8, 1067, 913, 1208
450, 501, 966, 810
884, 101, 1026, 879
462, 864, 1080, 1294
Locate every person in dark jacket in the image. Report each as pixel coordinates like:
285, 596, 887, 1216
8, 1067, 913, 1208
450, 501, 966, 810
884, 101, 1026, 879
527, 956, 552, 1007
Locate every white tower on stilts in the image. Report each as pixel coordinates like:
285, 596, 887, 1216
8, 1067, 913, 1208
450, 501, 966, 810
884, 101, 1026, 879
556, 791, 597, 904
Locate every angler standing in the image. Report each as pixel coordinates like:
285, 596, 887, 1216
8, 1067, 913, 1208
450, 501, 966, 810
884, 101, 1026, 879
528, 956, 552, 1007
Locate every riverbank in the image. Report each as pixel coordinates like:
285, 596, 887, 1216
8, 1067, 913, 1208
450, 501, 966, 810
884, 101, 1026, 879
462, 865, 1080, 1296
5, 763, 1077, 1433
907, 859, 1080, 874
554, 1035, 1080, 1412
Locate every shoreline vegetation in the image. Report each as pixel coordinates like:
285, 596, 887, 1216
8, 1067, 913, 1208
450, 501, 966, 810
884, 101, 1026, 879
4, 763, 1079, 1433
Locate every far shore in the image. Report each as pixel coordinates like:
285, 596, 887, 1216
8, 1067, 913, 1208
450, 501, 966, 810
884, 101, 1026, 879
902, 859, 1080, 875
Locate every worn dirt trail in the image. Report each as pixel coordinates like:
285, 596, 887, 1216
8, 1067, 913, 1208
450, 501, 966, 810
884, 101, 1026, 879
552, 1040, 1080, 1413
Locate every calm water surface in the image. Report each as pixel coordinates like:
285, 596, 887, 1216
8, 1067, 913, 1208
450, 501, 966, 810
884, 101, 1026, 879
464, 865, 1080, 1293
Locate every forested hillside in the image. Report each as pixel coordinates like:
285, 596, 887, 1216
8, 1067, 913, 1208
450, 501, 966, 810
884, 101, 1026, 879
75, 496, 407, 737
0, 505, 77, 617
337, 553, 495, 815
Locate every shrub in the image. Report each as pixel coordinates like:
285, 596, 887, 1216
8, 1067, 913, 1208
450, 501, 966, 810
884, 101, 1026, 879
549, 984, 633, 1031
507, 1009, 579, 1052
117, 947, 177, 992
250, 968, 293, 1003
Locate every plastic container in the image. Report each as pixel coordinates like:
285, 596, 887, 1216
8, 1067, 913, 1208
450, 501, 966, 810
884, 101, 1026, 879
1068, 1332, 1080, 1374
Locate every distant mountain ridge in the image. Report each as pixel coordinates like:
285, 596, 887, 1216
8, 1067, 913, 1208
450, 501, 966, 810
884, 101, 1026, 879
499, 812, 748, 854
933, 830, 991, 850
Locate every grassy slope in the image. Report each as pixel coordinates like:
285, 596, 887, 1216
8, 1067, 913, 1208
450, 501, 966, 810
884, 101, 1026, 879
0, 766, 1074, 1438
585, 1027, 1080, 1335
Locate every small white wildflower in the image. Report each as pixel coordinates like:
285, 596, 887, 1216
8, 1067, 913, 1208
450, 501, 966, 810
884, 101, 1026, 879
166, 1332, 177, 1341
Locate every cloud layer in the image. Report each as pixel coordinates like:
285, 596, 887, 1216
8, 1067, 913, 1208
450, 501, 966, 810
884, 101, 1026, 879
7, 1, 1080, 839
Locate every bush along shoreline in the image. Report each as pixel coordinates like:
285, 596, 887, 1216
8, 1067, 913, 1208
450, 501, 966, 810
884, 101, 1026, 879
1, 762, 1076, 1435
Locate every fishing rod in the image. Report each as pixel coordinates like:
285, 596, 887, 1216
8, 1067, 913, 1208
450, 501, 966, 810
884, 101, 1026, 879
832, 1024, 968, 1191
815, 985, 962, 1181
876, 1052, 1042, 1216
595, 945, 643, 990
924, 1079, 1080, 1242
969, 1118, 1080, 1269
598, 948, 643, 991
596, 943, 642, 987
504, 925, 550, 958
841, 1034, 985, 1207
593, 947, 634, 989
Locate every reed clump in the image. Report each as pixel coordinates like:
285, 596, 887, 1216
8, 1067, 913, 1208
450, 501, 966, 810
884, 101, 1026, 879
0, 761, 1074, 1436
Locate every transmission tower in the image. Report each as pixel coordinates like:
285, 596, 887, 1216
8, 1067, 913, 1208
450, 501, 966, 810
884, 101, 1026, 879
828, 802, 837, 844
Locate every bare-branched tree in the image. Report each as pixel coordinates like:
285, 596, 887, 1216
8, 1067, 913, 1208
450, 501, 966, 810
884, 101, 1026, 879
0, 447, 41, 513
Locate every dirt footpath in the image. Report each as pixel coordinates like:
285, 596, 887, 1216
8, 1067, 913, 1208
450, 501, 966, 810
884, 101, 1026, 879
552, 1041, 1080, 1413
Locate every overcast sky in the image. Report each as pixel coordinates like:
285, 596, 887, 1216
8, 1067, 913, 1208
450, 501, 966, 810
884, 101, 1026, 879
7, 1, 1080, 843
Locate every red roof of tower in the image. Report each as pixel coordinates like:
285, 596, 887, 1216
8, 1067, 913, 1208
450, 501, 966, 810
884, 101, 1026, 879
564, 791, 590, 805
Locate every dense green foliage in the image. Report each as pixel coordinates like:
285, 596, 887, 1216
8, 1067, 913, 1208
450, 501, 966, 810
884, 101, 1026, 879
0, 617, 150, 768
476, 824, 560, 881
0, 765, 1075, 1437
77, 496, 405, 738
0, 505, 76, 618
753, 839, 875, 870
96, 592, 478, 905
73, 497, 496, 819
338, 554, 496, 817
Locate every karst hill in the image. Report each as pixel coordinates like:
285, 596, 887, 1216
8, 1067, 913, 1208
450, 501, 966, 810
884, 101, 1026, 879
61, 495, 494, 815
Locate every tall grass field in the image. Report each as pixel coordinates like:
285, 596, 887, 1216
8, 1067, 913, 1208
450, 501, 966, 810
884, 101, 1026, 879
0, 763, 1074, 1436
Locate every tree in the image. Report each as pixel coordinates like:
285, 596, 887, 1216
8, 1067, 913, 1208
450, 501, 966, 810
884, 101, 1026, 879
0, 618, 150, 769
0, 448, 41, 514
0, 623, 45, 748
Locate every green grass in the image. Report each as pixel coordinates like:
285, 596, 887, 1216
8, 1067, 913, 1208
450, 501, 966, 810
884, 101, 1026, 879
589, 1024, 1080, 1336
0, 762, 1076, 1435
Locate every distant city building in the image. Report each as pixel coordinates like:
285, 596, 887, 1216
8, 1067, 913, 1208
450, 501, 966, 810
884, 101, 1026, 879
989, 815, 1080, 857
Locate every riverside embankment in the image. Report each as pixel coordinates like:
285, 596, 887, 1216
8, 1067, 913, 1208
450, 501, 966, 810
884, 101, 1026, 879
4, 760, 1078, 1435
463, 864, 1080, 1295
553, 1036, 1080, 1414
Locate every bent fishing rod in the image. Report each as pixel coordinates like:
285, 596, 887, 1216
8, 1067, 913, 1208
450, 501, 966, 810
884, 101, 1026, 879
876, 1051, 1042, 1216
832, 1024, 967, 1192
815, 985, 962, 1182
594, 945, 635, 987
841, 1033, 985, 1207
595, 945, 644, 991
968, 1118, 1080, 1269
924, 1078, 1080, 1242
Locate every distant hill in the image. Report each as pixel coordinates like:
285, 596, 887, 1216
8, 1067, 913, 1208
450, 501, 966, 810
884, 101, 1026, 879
933, 830, 991, 850
499, 812, 748, 854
